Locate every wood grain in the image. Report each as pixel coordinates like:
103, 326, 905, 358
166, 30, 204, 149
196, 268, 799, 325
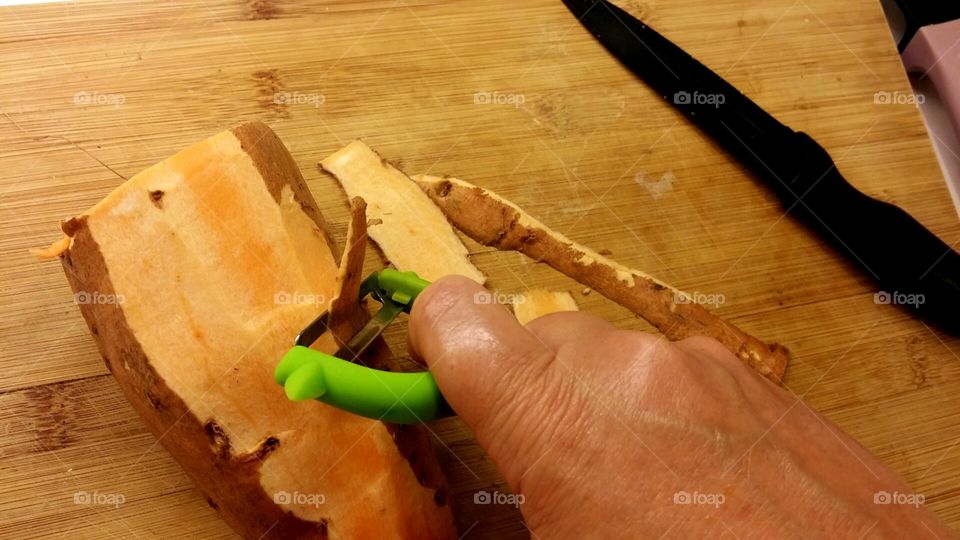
1, 0, 958, 537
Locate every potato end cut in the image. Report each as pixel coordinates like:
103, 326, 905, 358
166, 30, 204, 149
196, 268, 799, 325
514, 290, 580, 325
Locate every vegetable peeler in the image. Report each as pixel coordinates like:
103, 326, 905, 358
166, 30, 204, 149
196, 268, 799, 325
274, 268, 453, 424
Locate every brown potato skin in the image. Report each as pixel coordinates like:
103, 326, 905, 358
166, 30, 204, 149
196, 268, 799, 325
415, 175, 789, 383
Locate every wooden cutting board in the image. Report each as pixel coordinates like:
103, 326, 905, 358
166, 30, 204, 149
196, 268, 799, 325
2, 0, 959, 537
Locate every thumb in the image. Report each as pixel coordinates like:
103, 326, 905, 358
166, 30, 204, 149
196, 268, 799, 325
408, 276, 557, 482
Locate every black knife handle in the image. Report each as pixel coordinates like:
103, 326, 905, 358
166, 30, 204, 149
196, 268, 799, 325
771, 132, 960, 332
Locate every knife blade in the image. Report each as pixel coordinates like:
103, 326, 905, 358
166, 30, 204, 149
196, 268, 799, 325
563, 0, 960, 333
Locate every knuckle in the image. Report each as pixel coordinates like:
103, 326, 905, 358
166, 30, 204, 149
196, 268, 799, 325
607, 329, 678, 365
682, 335, 734, 359
676, 336, 745, 376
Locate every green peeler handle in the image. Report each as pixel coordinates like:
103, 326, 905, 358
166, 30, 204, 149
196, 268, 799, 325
274, 346, 452, 424
360, 267, 431, 311
275, 269, 452, 424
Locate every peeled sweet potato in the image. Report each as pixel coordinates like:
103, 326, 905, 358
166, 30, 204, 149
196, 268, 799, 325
42, 123, 456, 539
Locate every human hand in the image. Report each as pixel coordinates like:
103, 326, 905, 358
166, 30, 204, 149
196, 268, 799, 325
408, 276, 953, 539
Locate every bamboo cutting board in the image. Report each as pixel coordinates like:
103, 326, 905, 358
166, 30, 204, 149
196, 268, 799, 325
2, 0, 959, 538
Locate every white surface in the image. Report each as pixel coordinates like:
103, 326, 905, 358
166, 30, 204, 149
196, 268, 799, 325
912, 77, 960, 216
880, 0, 960, 215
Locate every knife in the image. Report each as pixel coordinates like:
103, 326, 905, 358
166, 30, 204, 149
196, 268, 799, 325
562, 0, 960, 333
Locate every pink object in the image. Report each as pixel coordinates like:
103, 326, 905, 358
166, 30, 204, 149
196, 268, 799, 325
901, 19, 960, 145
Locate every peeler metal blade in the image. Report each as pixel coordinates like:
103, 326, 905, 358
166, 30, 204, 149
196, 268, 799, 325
293, 298, 405, 360
277, 269, 451, 424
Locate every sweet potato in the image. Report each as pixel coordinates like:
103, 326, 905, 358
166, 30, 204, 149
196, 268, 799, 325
43, 123, 456, 539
